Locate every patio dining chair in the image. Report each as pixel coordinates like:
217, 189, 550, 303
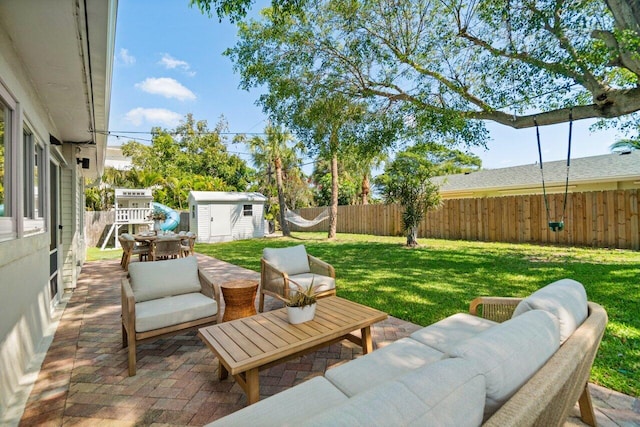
259, 244, 336, 312
150, 237, 182, 261
180, 232, 196, 257
119, 233, 150, 271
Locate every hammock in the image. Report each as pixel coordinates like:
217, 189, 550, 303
284, 208, 329, 228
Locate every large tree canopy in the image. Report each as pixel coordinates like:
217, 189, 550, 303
195, 0, 640, 135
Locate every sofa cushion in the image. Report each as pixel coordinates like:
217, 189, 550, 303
288, 273, 336, 294
410, 313, 498, 354
303, 359, 486, 427
135, 292, 218, 333
263, 245, 310, 275
205, 376, 348, 427
512, 278, 588, 344
449, 309, 560, 419
128, 256, 201, 303
325, 337, 445, 396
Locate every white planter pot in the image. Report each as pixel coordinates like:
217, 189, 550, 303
286, 303, 316, 324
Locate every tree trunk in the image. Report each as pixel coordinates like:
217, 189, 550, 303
406, 226, 419, 247
328, 144, 339, 239
275, 156, 290, 237
361, 173, 370, 205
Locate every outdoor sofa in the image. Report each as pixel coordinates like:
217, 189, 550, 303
206, 278, 607, 426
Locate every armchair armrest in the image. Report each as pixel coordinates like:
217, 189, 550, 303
198, 270, 221, 323
469, 297, 523, 323
308, 254, 335, 278
121, 276, 136, 335
198, 270, 221, 303
261, 257, 293, 299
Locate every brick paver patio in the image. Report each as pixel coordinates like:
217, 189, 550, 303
12, 254, 640, 426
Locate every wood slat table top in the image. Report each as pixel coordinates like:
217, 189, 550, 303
198, 296, 387, 375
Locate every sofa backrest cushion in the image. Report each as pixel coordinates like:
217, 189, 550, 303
128, 256, 201, 303
512, 278, 588, 343
263, 245, 310, 276
449, 309, 560, 420
303, 358, 486, 427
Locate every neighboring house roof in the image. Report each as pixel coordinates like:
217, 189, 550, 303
106, 146, 133, 170
188, 191, 268, 203
434, 151, 640, 193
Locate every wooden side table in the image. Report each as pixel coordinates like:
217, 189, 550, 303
221, 279, 259, 322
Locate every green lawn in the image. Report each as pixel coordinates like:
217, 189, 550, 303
191, 232, 640, 397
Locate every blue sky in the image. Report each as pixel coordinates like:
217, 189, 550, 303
108, 0, 622, 171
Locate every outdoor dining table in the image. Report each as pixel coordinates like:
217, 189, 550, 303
133, 233, 182, 242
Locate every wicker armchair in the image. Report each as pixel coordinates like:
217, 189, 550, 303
469, 296, 523, 323
122, 257, 220, 376
259, 245, 336, 312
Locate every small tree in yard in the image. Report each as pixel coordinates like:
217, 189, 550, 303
375, 147, 441, 247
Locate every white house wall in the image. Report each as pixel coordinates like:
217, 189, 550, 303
60, 154, 84, 290
0, 20, 84, 418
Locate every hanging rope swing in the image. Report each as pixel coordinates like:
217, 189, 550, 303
533, 110, 573, 232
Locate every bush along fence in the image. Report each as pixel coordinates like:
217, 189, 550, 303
290, 189, 640, 250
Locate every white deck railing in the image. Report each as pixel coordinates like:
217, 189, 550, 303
115, 208, 153, 224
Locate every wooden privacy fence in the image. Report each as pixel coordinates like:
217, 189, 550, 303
290, 189, 640, 250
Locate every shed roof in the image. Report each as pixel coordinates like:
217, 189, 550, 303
188, 191, 268, 203
433, 151, 640, 192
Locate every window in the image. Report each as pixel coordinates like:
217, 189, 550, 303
0, 84, 17, 241
243, 204, 253, 216
23, 127, 45, 234
191, 204, 195, 219
0, 104, 8, 216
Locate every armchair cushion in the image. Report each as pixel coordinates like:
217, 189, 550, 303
449, 309, 560, 419
128, 256, 201, 302
288, 273, 336, 293
135, 292, 218, 333
512, 278, 588, 343
410, 313, 498, 354
263, 245, 310, 275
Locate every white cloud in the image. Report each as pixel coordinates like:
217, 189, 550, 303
135, 77, 196, 101
160, 54, 188, 69
124, 107, 182, 127
119, 48, 136, 65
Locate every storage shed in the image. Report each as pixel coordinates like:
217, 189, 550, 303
187, 191, 268, 243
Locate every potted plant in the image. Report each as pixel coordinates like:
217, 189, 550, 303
147, 209, 166, 234
286, 282, 321, 324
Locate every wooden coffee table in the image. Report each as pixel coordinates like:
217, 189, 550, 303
198, 296, 387, 404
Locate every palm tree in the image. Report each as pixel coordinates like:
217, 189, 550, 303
343, 151, 388, 205
248, 125, 304, 237
609, 138, 640, 152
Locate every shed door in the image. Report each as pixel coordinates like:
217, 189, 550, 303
197, 204, 210, 238
209, 204, 231, 237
